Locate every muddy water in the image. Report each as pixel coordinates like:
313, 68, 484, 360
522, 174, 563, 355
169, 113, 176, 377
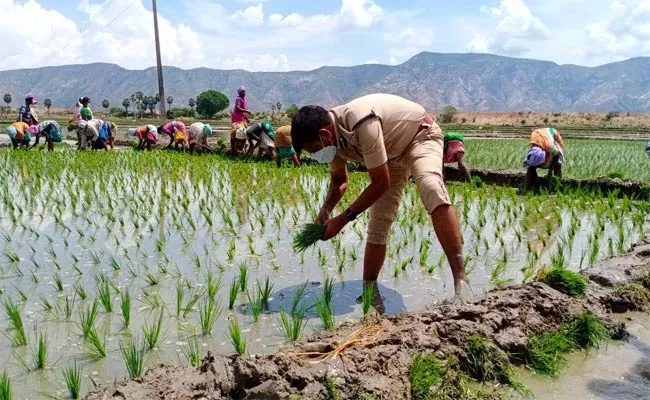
520, 313, 650, 400
0, 152, 646, 399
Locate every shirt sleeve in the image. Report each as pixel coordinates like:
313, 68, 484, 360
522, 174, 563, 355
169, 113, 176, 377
356, 118, 387, 169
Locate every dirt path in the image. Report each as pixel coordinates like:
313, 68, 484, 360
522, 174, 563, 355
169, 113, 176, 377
85, 225, 650, 399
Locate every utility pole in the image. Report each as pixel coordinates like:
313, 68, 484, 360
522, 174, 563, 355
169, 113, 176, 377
152, 0, 166, 122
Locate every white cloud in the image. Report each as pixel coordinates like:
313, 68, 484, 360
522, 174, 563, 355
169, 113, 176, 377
580, 0, 650, 59
364, 59, 379, 64
268, 0, 382, 32
222, 54, 290, 71
467, 0, 549, 55
384, 26, 434, 60
0, 0, 80, 70
230, 4, 264, 27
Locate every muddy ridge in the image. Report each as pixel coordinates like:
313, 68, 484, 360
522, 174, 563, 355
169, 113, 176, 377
85, 227, 650, 400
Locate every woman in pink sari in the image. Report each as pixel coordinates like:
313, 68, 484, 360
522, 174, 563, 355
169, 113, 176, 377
230, 86, 250, 154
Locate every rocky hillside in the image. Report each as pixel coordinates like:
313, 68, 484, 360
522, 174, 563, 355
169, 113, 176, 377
1, 52, 649, 112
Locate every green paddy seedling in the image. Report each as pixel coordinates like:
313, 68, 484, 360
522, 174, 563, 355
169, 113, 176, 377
229, 319, 247, 355
62, 362, 82, 400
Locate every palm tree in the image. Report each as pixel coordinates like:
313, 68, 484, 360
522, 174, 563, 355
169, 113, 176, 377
188, 98, 195, 111
167, 96, 173, 110
122, 98, 131, 115
276, 102, 282, 113
44, 98, 53, 115
102, 99, 110, 114
3, 93, 12, 117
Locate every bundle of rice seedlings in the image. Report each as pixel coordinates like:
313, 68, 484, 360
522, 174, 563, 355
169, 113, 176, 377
293, 224, 326, 253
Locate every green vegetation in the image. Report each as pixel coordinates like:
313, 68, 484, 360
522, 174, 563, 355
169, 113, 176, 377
62, 362, 82, 399
293, 224, 326, 252
229, 319, 246, 355
3, 300, 26, 347
195, 90, 229, 118
119, 337, 146, 378
143, 310, 165, 350
279, 309, 307, 342
540, 267, 587, 297
0, 371, 11, 400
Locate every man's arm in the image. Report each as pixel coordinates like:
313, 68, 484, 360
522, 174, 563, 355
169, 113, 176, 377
317, 166, 349, 223
322, 163, 389, 240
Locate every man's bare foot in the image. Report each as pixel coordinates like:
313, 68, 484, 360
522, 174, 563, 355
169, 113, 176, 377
454, 277, 473, 303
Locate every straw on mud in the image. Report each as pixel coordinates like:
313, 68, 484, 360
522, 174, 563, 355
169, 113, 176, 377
292, 223, 326, 253
292, 324, 381, 363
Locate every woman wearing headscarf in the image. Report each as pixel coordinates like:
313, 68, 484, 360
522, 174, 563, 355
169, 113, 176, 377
230, 86, 250, 154
130, 124, 159, 150
31, 120, 62, 151
5, 122, 34, 149
524, 127, 565, 186
158, 120, 187, 150
188, 122, 214, 153
18, 94, 39, 126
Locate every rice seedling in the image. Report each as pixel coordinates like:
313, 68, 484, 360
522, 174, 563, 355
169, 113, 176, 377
62, 362, 82, 400
3, 299, 27, 346
238, 264, 248, 293
120, 290, 131, 328
74, 283, 88, 300
83, 326, 106, 361
119, 337, 146, 378
182, 335, 201, 367
198, 298, 222, 336
565, 311, 609, 350
206, 271, 222, 301
526, 330, 574, 376
39, 295, 54, 313
292, 223, 325, 252
142, 310, 164, 350
291, 282, 308, 317
97, 278, 113, 313
315, 297, 334, 330
279, 308, 307, 342
0, 371, 12, 400
361, 283, 375, 316
79, 300, 100, 338
258, 277, 273, 309
53, 272, 64, 292
229, 318, 247, 355
247, 290, 263, 322
228, 278, 239, 310
539, 267, 587, 297
144, 272, 160, 286
31, 331, 49, 370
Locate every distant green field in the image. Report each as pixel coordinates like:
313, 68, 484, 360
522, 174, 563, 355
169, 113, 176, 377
465, 138, 650, 182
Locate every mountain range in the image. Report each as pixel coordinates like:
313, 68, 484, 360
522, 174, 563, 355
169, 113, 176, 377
1, 52, 649, 112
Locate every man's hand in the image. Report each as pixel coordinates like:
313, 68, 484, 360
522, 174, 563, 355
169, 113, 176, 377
323, 214, 347, 241
316, 208, 330, 224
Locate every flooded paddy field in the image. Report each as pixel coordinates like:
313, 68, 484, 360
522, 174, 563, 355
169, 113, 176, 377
0, 150, 647, 398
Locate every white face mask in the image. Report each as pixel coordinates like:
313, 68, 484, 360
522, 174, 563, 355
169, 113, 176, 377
312, 136, 337, 164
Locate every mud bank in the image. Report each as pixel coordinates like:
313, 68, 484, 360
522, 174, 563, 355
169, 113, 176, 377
444, 166, 650, 198
85, 233, 650, 399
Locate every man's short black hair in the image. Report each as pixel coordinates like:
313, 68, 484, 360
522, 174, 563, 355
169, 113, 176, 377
291, 105, 330, 155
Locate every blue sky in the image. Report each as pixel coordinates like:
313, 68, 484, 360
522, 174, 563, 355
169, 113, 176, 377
1, 0, 648, 71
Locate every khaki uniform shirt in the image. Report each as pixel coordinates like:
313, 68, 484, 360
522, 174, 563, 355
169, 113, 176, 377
328, 94, 427, 171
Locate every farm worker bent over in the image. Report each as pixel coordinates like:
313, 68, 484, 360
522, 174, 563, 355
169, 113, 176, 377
132, 125, 158, 150
18, 94, 39, 126
95, 121, 117, 151
443, 132, 471, 182
291, 93, 469, 298
189, 122, 214, 153
524, 127, 565, 187
274, 125, 300, 168
80, 97, 93, 121
230, 86, 250, 154
5, 122, 34, 149
76, 119, 103, 150
31, 120, 62, 151
246, 120, 276, 159
158, 121, 187, 150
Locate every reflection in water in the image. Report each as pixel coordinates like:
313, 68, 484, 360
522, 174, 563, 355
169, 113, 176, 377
256, 280, 404, 317
588, 335, 650, 400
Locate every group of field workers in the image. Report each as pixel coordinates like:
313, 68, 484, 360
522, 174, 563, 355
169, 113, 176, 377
128, 121, 215, 153
4, 94, 64, 151
229, 86, 301, 167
